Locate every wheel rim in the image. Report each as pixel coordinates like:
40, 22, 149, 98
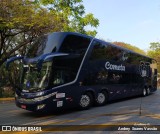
143, 89, 146, 96
97, 93, 105, 104
80, 95, 90, 108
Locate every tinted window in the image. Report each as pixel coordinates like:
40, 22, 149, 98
126, 53, 142, 65
84, 71, 133, 85
106, 46, 122, 61
83, 68, 108, 85
50, 56, 82, 87
107, 72, 132, 84
90, 41, 123, 61
60, 35, 91, 55
27, 35, 48, 58
90, 41, 106, 60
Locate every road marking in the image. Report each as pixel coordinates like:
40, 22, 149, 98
144, 114, 160, 119
8, 110, 22, 113
35, 110, 139, 126
22, 115, 57, 125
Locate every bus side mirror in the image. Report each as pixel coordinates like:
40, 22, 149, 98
6, 56, 24, 70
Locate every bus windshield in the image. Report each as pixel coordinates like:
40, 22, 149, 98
21, 56, 82, 91
7, 32, 92, 92
21, 62, 52, 92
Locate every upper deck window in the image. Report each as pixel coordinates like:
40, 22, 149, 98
90, 40, 123, 62
27, 35, 48, 58
59, 35, 91, 55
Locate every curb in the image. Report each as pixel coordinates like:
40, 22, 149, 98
0, 97, 14, 103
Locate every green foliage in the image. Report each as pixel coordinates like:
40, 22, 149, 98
147, 42, 160, 73
0, 0, 99, 96
0, 0, 99, 67
0, 0, 66, 67
0, 64, 10, 97
149, 42, 160, 51
113, 42, 146, 55
38, 0, 99, 36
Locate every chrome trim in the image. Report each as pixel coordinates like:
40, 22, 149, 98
44, 53, 69, 60
17, 92, 57, 104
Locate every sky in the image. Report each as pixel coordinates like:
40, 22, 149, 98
83, 0, 160, 51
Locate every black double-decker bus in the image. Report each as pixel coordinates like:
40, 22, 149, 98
6, 32, 157, 112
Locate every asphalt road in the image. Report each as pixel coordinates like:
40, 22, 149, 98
1, 89, 160, 134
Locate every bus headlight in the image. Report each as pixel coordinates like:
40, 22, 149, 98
36, 91, 44, 97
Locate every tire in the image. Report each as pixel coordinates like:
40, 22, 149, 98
96, 91, 108, 106
142, 88, 147, 97
79, 92, 93, 110
146, 87, 150, 95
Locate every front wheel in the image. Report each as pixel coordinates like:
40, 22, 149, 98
79, 92, 93, 110
96, 91, 108, 106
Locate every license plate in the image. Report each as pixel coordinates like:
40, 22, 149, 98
21, 105, 26, 109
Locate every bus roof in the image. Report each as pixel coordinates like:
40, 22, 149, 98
48, 32, 94, 40
65, 32, 153, 60
48, 32, 153, 60
95, 38, 153, 60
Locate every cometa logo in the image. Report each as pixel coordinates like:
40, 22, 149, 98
105, 62, 125, 71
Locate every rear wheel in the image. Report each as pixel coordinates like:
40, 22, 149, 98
142, 88, 147, 97
96, 91, 108, 106
147, 87, 150, 95
79, 92, 93, 110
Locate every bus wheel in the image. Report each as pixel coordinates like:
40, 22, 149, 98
79, 92, 93, 110
96, 91, 108, 106
147, 87, 150, 95
142, 88, 147, 97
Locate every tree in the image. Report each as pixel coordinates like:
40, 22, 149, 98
0, 0, 99, 96
0, 0, 66, 67
0, 0, 99, 67
147, 42, 160, 73
113, 41, 146, 55
38, 0, 99, 36
149, 42, 160, 51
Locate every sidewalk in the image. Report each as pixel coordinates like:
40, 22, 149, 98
0, 97, 14, 103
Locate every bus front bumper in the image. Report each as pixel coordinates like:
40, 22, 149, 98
15, 97, 57, 112
15, 95, 74, 112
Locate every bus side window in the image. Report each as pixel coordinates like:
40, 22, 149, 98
89, 41, 106, 60
95, 69, 108, 84
107, 73, 122, 84
107, 72, 132, 84
90, 41, 123, 62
